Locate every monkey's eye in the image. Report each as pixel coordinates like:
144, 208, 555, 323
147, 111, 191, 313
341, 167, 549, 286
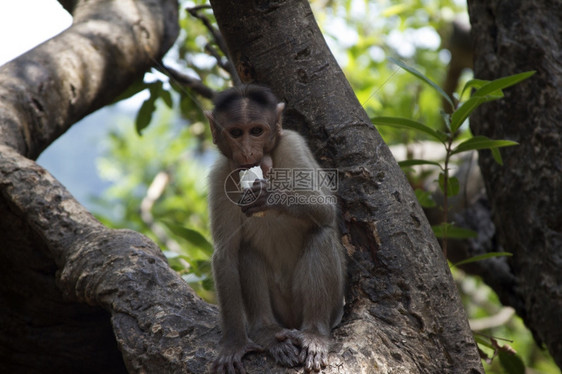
229, 128, 243, 138
250, 127, 264, 136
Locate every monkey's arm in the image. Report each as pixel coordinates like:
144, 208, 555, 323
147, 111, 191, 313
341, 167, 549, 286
242, 130, 337, 226
212, 246, 246, 343
241, 179, 336, 226
211, 243, 262, 371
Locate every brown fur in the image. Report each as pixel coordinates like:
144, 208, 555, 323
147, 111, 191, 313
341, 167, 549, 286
208, 85, 345, 373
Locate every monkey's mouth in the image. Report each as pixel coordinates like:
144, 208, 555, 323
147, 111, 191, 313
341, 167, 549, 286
239, 164, 259, 170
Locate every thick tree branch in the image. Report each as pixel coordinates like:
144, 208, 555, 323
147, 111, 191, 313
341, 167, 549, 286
0, 0, 179, 159
0, 145, 220, 372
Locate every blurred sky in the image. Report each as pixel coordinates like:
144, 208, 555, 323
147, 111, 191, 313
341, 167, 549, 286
0, 1, 72, 65
0, 1, 114, 209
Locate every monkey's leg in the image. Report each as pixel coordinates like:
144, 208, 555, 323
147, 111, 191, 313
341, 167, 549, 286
281, 227, 345, 372
239, 248, 301, 367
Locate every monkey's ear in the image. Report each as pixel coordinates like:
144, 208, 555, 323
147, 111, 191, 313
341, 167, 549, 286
275, 103, 285, 134
204, 110, 219, 144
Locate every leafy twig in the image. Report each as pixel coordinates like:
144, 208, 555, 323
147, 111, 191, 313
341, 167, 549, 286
373, 59, 534, 257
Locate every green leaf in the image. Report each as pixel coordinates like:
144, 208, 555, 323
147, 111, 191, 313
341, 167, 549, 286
490, 147, 503, 165
451, 136, 518, 155
382, 4, 409, 17
473, 71, 536, 98
462, 79, 504, 101
460, 79, 489, 98
389, 57, 455, 111
451, 72, 535, 132
160, 89, 173, 108
450, 96, 486, 133
134, 81, 167, 135
372, 116, 448, 143
398, 159, 443, 169
135, 97, 156, 135
474, 335, 494, 350
414, 188, 436, 208
440, 111, 451, 131
498, 350, 525, 374
202, 275, 214, 290
163, 222, 213, 255
148, 80, 163, 96
438, 173, 460, 197
193, 259, 212, 276
112, 78, 149, 104
452, 252, 512, 267
448, 176, 460, 197
433, 223, 477, 240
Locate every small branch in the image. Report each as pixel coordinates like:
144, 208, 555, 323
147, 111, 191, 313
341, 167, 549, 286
469, 307, 515, 331
204, 43, 240, 85
204, 43, 237, 82
442, 138, 454, 257
187, 6, 241, 85
155, 64, 216, 99
187, 6, 228, 57
140, 171, 186, 261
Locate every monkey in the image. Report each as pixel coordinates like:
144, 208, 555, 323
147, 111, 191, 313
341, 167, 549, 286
206, 84, 345, 373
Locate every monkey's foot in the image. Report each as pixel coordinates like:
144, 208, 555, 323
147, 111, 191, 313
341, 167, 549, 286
211, 340, 262, 374
267, 335, 301, 367
276, 329, 330, 372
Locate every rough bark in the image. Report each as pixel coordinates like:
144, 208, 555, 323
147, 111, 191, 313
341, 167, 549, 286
210, 0, 484, 373
468, 0, 562, 368
0, 0, 224, 372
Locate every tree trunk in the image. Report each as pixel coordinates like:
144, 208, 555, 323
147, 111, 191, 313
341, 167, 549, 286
210, 1, 483, 373
468, 0, 562, 368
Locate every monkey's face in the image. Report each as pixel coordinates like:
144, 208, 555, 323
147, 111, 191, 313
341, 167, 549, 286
206, 88, 283, 170
218, 121, 275, 168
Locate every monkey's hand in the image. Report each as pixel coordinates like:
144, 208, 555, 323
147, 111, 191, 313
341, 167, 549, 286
239, 179, 271, 217
276, 329, 330, 372
211, 340, 262, 374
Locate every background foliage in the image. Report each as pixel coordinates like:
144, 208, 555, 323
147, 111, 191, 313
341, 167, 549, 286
92, 1, 559, 372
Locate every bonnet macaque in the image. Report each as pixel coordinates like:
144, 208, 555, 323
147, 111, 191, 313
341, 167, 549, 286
207, 85, 345, 373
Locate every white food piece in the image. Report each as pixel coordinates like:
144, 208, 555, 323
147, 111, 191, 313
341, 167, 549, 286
239, 166, 263, 189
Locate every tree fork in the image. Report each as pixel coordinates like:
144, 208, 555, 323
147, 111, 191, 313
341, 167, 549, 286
210, 0, 483, 372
